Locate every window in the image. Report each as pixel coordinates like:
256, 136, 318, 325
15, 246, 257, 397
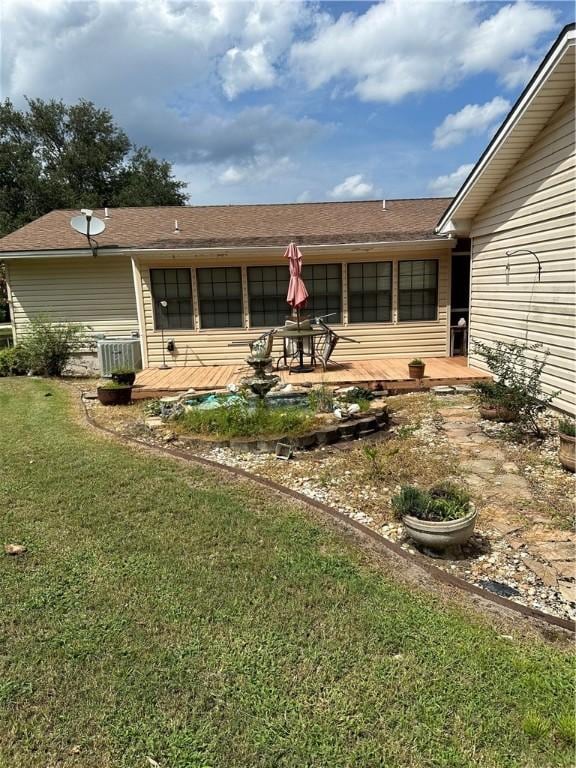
302, 264, 342, 322
348, 262, 392, 323
150, 268, 193, 329
197, 267, 243, 328
247, 266, 290, 327
398, 260, 438, 321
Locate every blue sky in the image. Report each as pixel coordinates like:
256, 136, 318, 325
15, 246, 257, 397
2, 1, 573, 204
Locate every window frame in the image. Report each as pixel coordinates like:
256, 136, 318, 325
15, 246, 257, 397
196, 266, 244, 329
247, 265, 292, 328
150, 268, 194, 331
301, 263, 342, 323
397, 259, 439, 323
347, 260, 393, 325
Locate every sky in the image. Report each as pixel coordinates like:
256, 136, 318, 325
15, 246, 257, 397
1, 0, 573, 205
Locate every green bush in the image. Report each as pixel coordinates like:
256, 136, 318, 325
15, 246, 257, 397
0, 345, 28, 377
97, 380, 131, 390
471, 338, 559, 436
558, 418, 576, 437
177, 400, 315, 439
308, 384, 334, 413
392, 482, 470, 522
19, 316, 94, 377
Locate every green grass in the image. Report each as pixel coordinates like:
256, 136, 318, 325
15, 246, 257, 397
176, 399, 315, 439
0, 379, 574, 768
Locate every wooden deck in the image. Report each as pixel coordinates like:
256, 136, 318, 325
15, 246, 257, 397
133, 357, 490, 399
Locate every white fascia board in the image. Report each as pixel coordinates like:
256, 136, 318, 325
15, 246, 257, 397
436, 28, 575, 235
0, 237, 451, 260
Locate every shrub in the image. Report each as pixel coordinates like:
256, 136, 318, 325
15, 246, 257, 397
558, 418, 576, 437
471, 338, 559, 437
177, 400, 315, 439
0, 345, 28, 377
409, 358, 424, 366
19, 316, 94, 377
308, 384, 334, 413
97, 380, 131, 390
392, 482, 470, 522
338, 386, 374, 408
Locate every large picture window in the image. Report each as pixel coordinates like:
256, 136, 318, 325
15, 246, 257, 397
247, 266, 290, 327
398, 260, 438, 322
150, 268, 193, 329
197, 267, 243, 328
348, 262, 392, 323
302, 264, 341, 322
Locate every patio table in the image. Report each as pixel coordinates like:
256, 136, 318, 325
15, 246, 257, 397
275, 326, 325, 373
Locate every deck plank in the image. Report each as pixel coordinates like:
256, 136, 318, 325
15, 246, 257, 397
133, 356, 489, 399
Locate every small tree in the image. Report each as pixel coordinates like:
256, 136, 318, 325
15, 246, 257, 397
472, 338, 558, 437
19, 316, 94, 377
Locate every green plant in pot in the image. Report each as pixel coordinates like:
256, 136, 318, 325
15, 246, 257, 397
97, 380, 133, 406
471, 339, 559, 436
111, 365, 137, 386
558, 418, 575, 473
408, 358, 426, 379
392, 482, 477, 551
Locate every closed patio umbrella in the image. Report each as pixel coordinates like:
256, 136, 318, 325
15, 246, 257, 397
284, 242, 312, 372
284, 241, 309, 327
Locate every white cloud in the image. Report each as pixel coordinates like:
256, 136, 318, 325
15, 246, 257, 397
329, 174, 375, 200
218, 155, 294, 185
219, 43, 277, 99
290, 1, 557, 103
429, 164, 474, 196
433, 97, 511, 149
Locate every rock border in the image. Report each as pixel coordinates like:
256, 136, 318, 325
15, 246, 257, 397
82, 397, 575, 635
154, 410, 389, 454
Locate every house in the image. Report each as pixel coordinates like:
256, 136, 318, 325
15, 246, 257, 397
0, 198, 467, 371
437, 23, 575, 414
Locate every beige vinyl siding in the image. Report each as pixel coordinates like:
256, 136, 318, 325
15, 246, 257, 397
8, 256, 139, 342
469, 94, 576, 414
137, 246, 451, 367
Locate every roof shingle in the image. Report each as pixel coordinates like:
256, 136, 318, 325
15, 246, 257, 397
0, 198, 451, 253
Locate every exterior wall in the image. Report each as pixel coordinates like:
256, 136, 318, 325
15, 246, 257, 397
7, 256, 139, 369
469, 94, 575, 414
135, 243, 452, 367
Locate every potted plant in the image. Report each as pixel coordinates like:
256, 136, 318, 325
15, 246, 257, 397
97, 380, 133, 406
392, 483, 477, 551
408, 358, 426, 379
473, 381, 518, 422
558, 419, 575, 473
111, 366, 137, 386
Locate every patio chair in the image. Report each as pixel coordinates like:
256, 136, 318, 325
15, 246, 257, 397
278, 334, 316, 372
314, 320, 359, 371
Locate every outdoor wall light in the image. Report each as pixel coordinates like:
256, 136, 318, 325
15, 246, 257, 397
167, 338, 175, 353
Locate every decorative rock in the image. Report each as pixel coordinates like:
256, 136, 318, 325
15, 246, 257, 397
453, 385, 473, 394
524, 556, 558, 588
479, 579, 520, 598
83, 391, 99, 400
160, 396, 181, 404
557, 581, 576, 603
4, 543, 27, 556
530, 541, 574, 562
432, 386, 455, 395
145, 417, 163, 428
553, 561, 576, 580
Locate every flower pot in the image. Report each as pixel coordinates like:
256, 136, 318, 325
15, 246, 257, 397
111, 371, 136, 386
559, 432, 575, 472
408, 363, 425, 380
479, 404, 517, 422
97, 386, 132, 406
402, 506, 477, 551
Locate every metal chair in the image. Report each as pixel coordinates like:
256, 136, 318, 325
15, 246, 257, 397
249, 329, 276, 361
314, 320, 359, 371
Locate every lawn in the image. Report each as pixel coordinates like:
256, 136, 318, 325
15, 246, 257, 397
0, 379, 573, 768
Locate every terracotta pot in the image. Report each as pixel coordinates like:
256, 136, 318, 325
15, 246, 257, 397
403, 506, 477, 551
559, 432, 575, 472
408, 363, 426, 380
97, 386, 132, 406
479, 404, 517, 422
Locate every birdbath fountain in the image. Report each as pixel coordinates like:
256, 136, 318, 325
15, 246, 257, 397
244, 355, 279, 400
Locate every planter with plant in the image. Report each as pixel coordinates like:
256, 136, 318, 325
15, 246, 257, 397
558, 419, 575, 473
111, 366, 137, 386
97, 380, 133, 406
392, 483, 477, 550
471, 339, 559, 436
408, 358, 426, 379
